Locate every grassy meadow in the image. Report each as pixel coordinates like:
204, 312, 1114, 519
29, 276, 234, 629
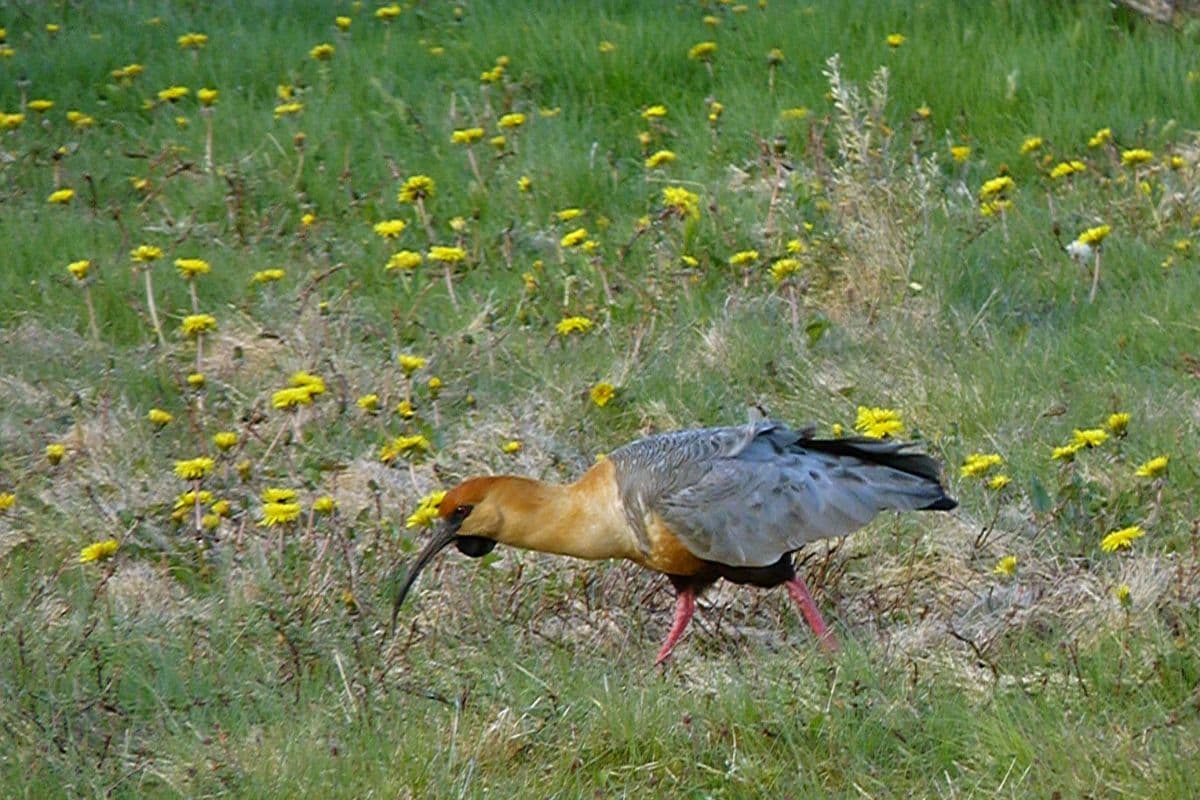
3, 0, 1200, 795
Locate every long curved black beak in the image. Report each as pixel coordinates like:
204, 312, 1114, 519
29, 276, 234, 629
390, 522, 458, 634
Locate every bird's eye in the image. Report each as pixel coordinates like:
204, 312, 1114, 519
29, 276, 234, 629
452, 504, 472, 521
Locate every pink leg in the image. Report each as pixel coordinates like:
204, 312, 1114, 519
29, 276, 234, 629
654, 587, 697, 665
785, 576, 839, 652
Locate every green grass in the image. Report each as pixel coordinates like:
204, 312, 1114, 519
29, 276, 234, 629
3, 0, 1200, 796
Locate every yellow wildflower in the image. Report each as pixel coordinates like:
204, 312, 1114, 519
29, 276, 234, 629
290, 371, 325, 395
259, 502, 302, 526
1076, 225, 1111, 246
174, 456, 215, 480
273, 102, 304, 118
502, 440, 523, 454
556, 316, 594, 336
272, 387, 315, 409
1121, 148, 1153, 167
180, 314, 217, 337
187, 373, 205, 388
428, 245, 466, 263
687, 41, 717, 61
131, 244, 163, 263
357, 394, 380, 412
451, 127, 485, 145
177, 32, 208, 49
310, 43, 335, 61
48, 188, 75, 204
0, 112, 25, 130
336, 16, 352, 30
396, 399, 416, 419
781, 107, 810, 121
174, 258, 211, 278
598, 40, 616, 53
854, 406, 904, 439
197, 88, 219, 106
213, 431, 238, 450
498, 112, 526, 129
313, 496, 337, 513
518, 176, 532, 192
993, 555, 1017, 576
1105, 412, 1130, 435
729, 250, 760, 267
960, 453, 1003, 478
386, 251, 423, 271
1114, 584, 1131, 607
380, 434, 432, 463
28, 99, 54, 113
46, 444, 67, 465
0, 493, 15, 511
769, 258, 803, 283
641, 104, 667, 121
398, 354, 427, 374
1049, 160, 1086, 179
950, 145, 970, 163
556, 208, 584, 222
374, 219, 407, 238
561, 228, 588, 248
662, 186, 700, 219
1051, 442, 1082, 461
590, 382, 616, 407
79, 539, 119, 563
885, 33, 906, 47
67, 259, 91, 280
375, 4, 401, 20
67, 111, 95, 128
1020, 136, 1043, 154
148, 408, 173, 426
1134, 455, 1168, 479
979, 175, 1014, 199
406, 490, 446, 528
1088, 127, 1111, 148
988, 474, 1011, 491
427, 376, 443, 396
263, 488, 298, 503
253, 268, 285, 283
645, 149, 677, 168
1100, 525, 1144, 553
156, 86, 189, 102
1071, 428, 1108, 448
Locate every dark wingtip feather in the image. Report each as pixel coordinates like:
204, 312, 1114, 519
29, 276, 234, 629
922, 494, 958, 511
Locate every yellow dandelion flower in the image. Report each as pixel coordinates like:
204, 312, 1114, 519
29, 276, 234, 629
336, 16, 352, 30
1071, 428, 1108, 448
357, 394, 380, 412
67, 259, 91, 280
1076, 225, 1111, 246
560, 228, 588, 248
47, 188, 75, 204
428, 245, 466, 263
174, 456, 215, 480
854, 406, 904, 439
427, 376, 443, 395
979, 175, 1014, 199
502, 440, 523, 454
993, 555, 1017, 576
272, 386, 315, 409
46, 443, 67, 465
950, 145, 971, 163
1121, 148, 1153, 167
517, 176, 532, 192
28, 99, 54, 113
79, 539, 119, 563
406, 489, 447, 528
374, 219, 407, 239
0, 492, 15, 511
273, 102, 304, 118
555, 208, 584, 222
289, 371, 325, 396
263, 488, 298, 504
180, 314, 217, 337
253, 268, 285, 283
1020, 136, 1043, 154
1088, 127, 1111, 148
960, 453, 1003, 478
310, 43, 335, 61
174, 258, 210, 278
1051, 442, 1082, 461
988, 474, 1011, 491
177, 32, 208, 49
590, 382, 616, 407
213, 431, 238, 450
687, 41, 717, 61
662, 186, 701, 219
1049, 160, 1086, 179
498, 112, 526, 129
398, 354, 427, 375
187, 373, 205, 388
769, 258, 803, 283
375, 4, 402, 20
729, 250, 760, 267
781, 107, 810, 121
380, 434, 431, 463
598, 40, 616, 53
645, 149, 677, 169
313, 496, 337, 513
174, 490, 214, 511
1134, 455, 1168, 479
197, 88, 219, 106
1100, 525, 1144, 553
641, 104, 667, 121
451, 127, 485, 145
885, 33, 906, 47
0, 112, 25, 129
259, 501, 302, 526
1105, 412, 1130, 435
1114, 584, 1131, 607
148, 408, 173, 425
395, 399, 416, 419
556, 316, 594, 336
156, 86, 189, 102
67, 110, 95, 128
131, 244, 163, 263
386, 250, 423, 272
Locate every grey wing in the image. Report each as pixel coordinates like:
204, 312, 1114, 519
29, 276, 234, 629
654, 431, 948, 568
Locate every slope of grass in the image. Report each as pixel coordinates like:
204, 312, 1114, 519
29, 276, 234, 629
2, 1, 1199, 797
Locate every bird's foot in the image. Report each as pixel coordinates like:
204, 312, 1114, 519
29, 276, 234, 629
654, 587, 697, 665
785, 576, 839, 653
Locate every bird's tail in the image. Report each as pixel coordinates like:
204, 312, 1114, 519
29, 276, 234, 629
799, 434, 958, 512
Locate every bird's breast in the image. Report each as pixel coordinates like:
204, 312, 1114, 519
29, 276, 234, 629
630, 512, 707, 576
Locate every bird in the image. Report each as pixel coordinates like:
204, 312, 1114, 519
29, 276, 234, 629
392, 420, 956, 663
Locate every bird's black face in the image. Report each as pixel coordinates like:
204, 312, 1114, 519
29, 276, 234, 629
390, 503, 497, 628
